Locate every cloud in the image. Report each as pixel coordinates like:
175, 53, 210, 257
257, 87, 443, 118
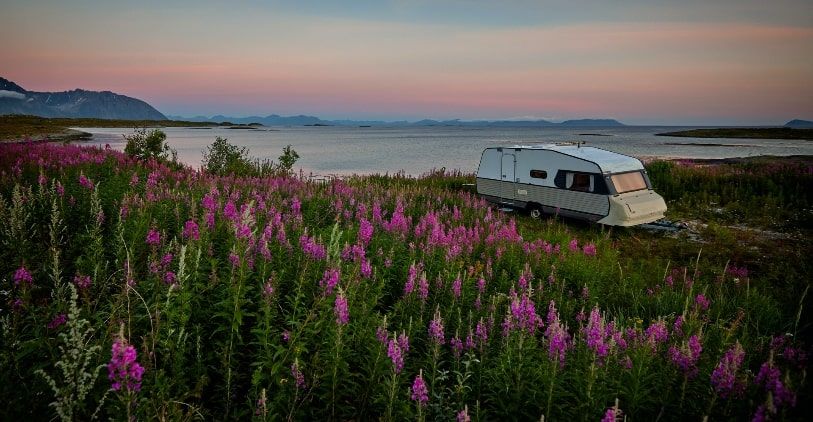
0, 90, 26, 100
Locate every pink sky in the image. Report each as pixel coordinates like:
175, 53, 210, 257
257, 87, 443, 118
2, 1, 812, 124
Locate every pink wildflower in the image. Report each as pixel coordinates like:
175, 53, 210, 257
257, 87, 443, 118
107, 338, 145, 392
410, 370, 429, 406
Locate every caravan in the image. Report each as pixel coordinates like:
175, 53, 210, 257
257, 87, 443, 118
476, 144, 667, 226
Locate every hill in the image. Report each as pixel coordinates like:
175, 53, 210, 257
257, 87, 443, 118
0, 77, 167, 120
785, 119, 813, 128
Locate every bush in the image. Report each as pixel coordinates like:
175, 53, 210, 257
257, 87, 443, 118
123, 128, 175, 161
202, 137, 298, 177
202, 137, 256, 176
278, 144, 300, 175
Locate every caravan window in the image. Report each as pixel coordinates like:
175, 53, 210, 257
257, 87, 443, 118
530, 170, 547, 179
554, 170, 609, 194
610, 171, 648, 193
569, 173, 593, 192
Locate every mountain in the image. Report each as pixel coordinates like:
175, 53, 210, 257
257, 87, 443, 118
784, 119, 813, 128
0, 77, 166, 120
168, 114, 625, 127
167, 114, 329, 126
559, 119, 624, 127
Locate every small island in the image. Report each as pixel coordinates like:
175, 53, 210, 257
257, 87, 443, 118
657, 127, 812, 140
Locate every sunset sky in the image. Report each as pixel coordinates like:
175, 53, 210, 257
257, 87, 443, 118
2, 0, 812, 124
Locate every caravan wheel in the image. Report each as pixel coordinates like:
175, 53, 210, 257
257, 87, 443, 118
528, 204, 543, 219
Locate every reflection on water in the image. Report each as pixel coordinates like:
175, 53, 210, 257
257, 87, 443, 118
77, 126, 813, 176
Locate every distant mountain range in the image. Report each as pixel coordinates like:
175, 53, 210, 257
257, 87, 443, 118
0, 77, 166, 120
784, 119, 813, 128
166, 114, 627, 127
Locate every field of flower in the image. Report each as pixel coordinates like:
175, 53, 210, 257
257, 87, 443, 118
0, 142, 809, 421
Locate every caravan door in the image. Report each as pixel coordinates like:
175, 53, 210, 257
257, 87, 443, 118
500, 153, 516, 205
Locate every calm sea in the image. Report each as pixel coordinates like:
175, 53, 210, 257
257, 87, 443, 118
77, 125, 813, 176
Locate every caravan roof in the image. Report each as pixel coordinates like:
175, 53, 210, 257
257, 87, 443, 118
500, 144, 644, 174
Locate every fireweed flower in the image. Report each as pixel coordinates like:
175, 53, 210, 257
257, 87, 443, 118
428, 309, 445, 345
398, 332, 410, 354
358, 218, 373, 245
72, 274, 91, 290
545, 302, 570, 367
182, 219, 200, 241
582, 243, 597, 256
47, 313, 68, 329
145, 228, 160, 246
457, 406, 471, 422
711, 342, 746, 398
694, 294, 710, 312
417, 273, 429, 302
13, 266, 33, 286
334, 292, 349, 325
601, 404, 622, 422
450, 336, 464, 358
451, 276, 462, 299
78, 173, 94, 190
644, 319, 669, 349
107, 338, 145, 392
410, 370, 429, 406
585, 306, 611, 358
320, 268, 340, 295
568, 238, 579, 252
291, 361, 306, 389
755, 357, 796, 408
668, 334, 703, 377
387, 338, 404, 374
475, 318, 488, 347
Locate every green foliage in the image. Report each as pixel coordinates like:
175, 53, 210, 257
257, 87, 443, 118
124, 128, 175, 161
277, 144, 300, 175
202, 137, 298, 177
202, 137, 256, 176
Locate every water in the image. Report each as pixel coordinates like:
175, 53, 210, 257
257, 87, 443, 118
77, 125, 813, 176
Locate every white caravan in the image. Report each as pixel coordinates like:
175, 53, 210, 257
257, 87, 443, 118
476, 144, 667, 226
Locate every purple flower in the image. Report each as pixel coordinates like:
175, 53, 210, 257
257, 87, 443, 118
78, 173, 94, 190
545, 301, 570, 367
755, 358, 796, 408
694, 294, 710, 312
450, 336, 464, 358
601, 404, 622, 422
228, 252, 240, 267
417, 273, 429, 302
410, 370, 429, 406
457, 406, 471, 422
146, 228, 160, 246
451, 276, 462, 299
291, 361, 306, 389
668, 334, 703, 378
644, 319, 668, 349
376, 324, 389, 345
334, 292, 349, 326
182, 220, 200, 241
475, 318, 488, 347
164, 271, 177, 285
107, 338, 145, 392
358, 218, 373, 245
582, 243, 597, 256
320, 268, 341, 295
387, 338, 404, 374
47, 313, 68, 329
711, 342, 746, 398
299, 234, 326, 260
13, 266, 33, 286
568, 238, 579, 252
428, 309, 445, 345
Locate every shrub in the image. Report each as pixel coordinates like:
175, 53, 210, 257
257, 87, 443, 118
277, 144, 300, 175
202, 137, 298, 177
202, 136, 255, 176
123, 128, 175, 161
